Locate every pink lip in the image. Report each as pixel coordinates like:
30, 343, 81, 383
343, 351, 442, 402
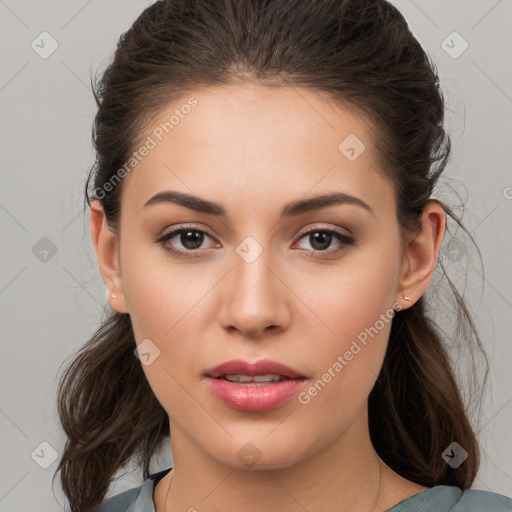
204, 359, 307, 412
205, 359, 305, 379
205, 378, 306, 412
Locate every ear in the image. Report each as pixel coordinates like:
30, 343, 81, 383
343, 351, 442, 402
395, 201, 446, 309
89, 199, 128, 313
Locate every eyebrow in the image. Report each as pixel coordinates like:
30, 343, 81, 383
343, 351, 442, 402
142, 190, 373, 218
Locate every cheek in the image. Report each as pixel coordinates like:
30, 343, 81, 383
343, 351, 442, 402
121, 247, 212, 415
294, 250, 400, 408
299, 247, 400, 349
120, 240, 216, 392
120, 236, 212, 339
295, 304, 395, 438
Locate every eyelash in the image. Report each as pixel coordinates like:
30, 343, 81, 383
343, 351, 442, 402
154, 223, 355, 259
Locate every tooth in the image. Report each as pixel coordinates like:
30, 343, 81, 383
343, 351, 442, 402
223, 373, 283, 383
253, 374, 280, 382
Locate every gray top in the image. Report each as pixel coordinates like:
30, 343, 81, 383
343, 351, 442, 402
94, 467, 512, 511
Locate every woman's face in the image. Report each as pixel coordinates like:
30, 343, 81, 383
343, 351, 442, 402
110, 84, 410, 469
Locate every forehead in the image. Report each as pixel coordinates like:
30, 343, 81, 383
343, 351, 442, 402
121, 83, 394, 218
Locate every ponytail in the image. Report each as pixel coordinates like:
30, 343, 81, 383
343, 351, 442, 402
369, 297, 481, 488
55, 312, 168, 511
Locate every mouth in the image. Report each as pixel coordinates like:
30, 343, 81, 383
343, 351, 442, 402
216, 373, 290, 385
204, 359, 307, 412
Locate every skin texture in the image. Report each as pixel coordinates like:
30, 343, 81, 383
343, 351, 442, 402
90, 83, 445, 511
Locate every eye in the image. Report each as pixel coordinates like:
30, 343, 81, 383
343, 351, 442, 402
154, 224, 216, 258
294, 226, 355, 255
154, 224, 355, 259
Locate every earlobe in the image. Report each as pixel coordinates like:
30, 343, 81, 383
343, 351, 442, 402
395, 201, 446, 309
89, 200, 129, 313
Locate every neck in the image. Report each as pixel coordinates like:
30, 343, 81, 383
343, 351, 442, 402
159, 410, 402, 512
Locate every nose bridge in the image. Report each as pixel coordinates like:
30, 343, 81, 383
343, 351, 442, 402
218, 234, 289, 336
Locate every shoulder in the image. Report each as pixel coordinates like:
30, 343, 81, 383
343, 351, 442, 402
93, 486, 141, 512
93, 468, 172, 512
454, 487, 512, 511
388, 485, 512, 511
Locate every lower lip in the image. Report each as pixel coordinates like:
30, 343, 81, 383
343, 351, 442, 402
205, 377, 306, 412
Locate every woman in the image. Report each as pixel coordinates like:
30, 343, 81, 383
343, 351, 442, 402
55, 0, 512, 510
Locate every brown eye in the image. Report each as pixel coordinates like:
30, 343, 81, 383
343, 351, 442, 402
155, 225, 216, 257
175, 229, 205, 250
295, 228, 354, 255
308, 231, 333, 251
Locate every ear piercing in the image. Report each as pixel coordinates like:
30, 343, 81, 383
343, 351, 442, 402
106, 289, 116, 300
403, 295, 411, 301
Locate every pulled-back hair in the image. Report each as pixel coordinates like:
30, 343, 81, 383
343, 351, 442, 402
55, 1, 488, 510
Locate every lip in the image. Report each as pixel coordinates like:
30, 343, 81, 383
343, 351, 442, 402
204, 359, 307, 412
205, 358, 306, 379
205, 377, 306, 412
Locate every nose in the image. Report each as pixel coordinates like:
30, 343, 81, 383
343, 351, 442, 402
217, 244, 292, 339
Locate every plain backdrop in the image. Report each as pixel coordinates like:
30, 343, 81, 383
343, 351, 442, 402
1, 0, 511, 510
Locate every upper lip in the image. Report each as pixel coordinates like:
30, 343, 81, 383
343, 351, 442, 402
205, 359, 306, 379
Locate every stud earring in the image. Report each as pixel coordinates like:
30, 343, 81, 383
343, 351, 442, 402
106, 289, 116, 301
403, 295, 411, 301
111, 293, 116, 299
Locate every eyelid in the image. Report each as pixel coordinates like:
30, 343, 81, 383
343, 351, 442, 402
155, 224, 217, 244
155, 222, 355, 257
158, 221, 212, 234
295, 223, 352, 239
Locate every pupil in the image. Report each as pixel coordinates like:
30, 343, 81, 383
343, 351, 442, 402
311, 232, 331, 251
182, 230, 203, 249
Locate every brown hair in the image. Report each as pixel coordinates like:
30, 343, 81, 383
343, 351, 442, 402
55, 0, 488, 510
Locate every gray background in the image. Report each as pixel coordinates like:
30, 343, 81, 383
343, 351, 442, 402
0, 0, 511, 510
